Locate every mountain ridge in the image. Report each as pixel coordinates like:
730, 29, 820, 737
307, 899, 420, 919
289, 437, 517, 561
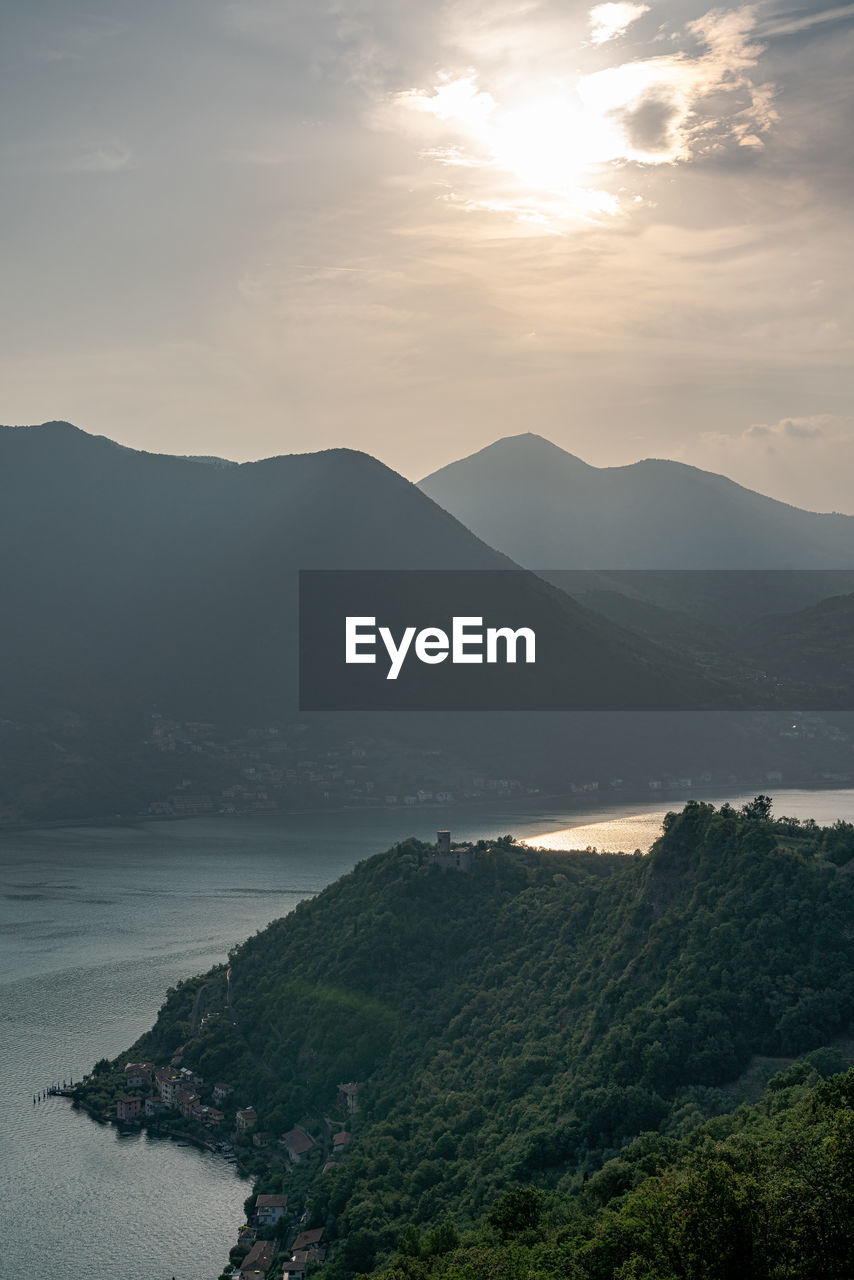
418, 432, 854, 567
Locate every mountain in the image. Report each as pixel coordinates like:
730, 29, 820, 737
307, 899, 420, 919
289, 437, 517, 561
0, 420, 513, 725
82, 800, 854, 1277
1, 420, 755, 723
2, 422, 852, 824
418, 433, 854, 568
746, 593, 854, 701
0, 421, 779, 823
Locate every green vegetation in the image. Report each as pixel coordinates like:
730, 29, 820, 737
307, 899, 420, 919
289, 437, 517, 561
105, 800, 854, 1275
376, 1064, 854, 1280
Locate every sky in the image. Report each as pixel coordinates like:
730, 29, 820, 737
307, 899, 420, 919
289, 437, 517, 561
1, 0, 853, 512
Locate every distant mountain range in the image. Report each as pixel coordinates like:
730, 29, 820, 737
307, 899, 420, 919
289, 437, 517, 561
1, 421, 852, 822
418, 433, 854, 568
0, 421, 739, 722
0, 421, 521, 727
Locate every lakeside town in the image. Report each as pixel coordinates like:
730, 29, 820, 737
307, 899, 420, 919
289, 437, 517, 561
73, 1054, 362, 1280
64, 833, 491, 1278
2, 706, 852, 828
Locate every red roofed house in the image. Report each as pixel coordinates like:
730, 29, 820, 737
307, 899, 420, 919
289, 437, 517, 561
282, 1251, 309, 1279
174, 1087, 200, 1119
332, 1130, 351, 1152
116, 1095, 142, 1121
255, 1193, 288, 1227
282, 1125, 315, 1163
193, 1104, 224, 1125
240, 1239, 277, 1280
154, 1067, 183, 1106
124, 1062, 154, 1088
292, 1228, 324, 1251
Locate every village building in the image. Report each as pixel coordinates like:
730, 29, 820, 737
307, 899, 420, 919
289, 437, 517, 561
154, 1067, 183, 1106
212, 1082, 233, 1104
236, 1106, 258, 1133
332, 1130, 351, 1153
144, 1096, 166, 1118
282, 1124, 315, 1162
292, 1228, 324, 1252
116, 1095, 142, 1121
255, 1194, 288, 1227
240, 1239, 277, 1280
282, 1251, 309, 1279
192, 1104, 224, 1125
336, 1082, 361, 1115
174, 1087, 201, 1119
124, 1061, 154, 1088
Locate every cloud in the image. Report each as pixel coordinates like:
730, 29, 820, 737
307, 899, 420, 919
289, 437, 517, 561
379, 5, 779, 228
759, 3, 854, 39
681, 416, 854, 513
743, 414, 851, 441
64, 143, 134, 173
589, 3, 649, 47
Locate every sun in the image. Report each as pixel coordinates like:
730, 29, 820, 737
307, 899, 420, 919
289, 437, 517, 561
486, 88, 621, 195
383, 6, 778, 228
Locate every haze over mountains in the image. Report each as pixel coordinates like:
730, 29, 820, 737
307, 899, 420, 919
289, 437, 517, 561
2, 420, 853, 823
0, 421, 514, 724
419, 433, 854, 569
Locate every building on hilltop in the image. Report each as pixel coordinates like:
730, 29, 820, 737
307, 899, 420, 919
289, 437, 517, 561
432, 830, 472, 872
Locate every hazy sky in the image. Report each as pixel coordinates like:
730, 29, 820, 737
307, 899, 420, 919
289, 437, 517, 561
2, 1, 853, 510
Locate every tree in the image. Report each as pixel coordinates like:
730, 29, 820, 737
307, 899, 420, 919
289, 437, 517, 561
741, 795, 773, 821
487, 1186, 543, 1240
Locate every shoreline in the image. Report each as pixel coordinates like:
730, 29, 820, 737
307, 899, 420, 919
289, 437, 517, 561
69, 1094, 245, 1166
2, 776, 851, 839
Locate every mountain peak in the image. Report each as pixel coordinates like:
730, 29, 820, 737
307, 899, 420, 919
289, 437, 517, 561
419, 433, 854, 569
420, 432, 592, 486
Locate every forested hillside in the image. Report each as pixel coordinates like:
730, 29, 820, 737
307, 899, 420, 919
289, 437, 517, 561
102, 800, 854, 1276
376, 1065, 854, 1280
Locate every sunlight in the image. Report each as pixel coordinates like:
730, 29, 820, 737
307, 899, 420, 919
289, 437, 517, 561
386, 5, 777, 228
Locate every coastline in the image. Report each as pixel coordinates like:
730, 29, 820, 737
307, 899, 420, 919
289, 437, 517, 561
2, 775, 851, 839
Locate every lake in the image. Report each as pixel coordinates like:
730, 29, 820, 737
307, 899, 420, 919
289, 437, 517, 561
2, 788, 852, 1279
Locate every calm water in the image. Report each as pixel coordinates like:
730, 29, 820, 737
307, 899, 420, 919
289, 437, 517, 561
528, 787, 854, 853
2, 789, 852, 1279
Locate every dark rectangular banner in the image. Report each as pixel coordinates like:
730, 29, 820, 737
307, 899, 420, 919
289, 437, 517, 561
299, 569, 854, 712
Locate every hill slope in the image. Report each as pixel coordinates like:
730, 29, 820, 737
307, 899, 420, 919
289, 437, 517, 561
418, 434, 854, 568
93, 800, 854, 1275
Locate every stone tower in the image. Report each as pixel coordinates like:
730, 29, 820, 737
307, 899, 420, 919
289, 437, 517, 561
434, 830, 471, 872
